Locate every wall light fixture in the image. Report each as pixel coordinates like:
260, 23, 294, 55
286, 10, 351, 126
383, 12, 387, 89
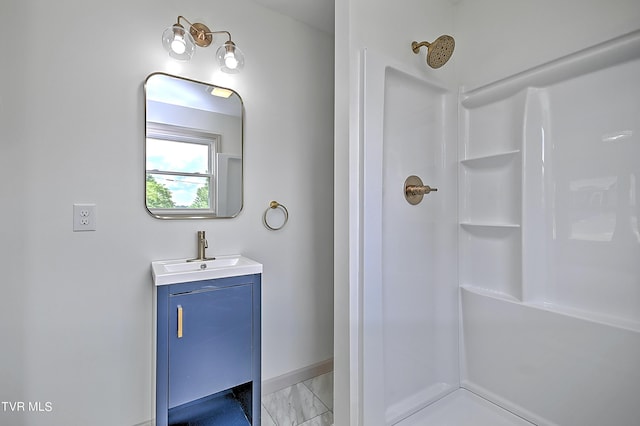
162, 16, 245, 74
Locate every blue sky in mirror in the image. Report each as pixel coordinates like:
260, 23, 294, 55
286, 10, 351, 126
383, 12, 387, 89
146, 139, 208, 173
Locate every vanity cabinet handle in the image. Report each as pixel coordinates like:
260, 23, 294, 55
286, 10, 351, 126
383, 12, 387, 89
177, 305, 183, 338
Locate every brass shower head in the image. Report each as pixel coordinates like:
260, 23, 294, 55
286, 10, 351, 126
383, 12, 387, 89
411, 35, 455, 69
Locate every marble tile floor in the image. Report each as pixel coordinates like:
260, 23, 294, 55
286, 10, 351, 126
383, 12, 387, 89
262, 371, 333, 426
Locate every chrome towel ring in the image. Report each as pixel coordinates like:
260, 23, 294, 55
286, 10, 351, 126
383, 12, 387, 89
263, 201, 289, 231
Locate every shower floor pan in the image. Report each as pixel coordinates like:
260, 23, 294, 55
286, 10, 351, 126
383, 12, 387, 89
395, 389, 534, 426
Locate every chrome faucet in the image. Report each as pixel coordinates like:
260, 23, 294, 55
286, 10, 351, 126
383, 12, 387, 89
187, 231, 215, 262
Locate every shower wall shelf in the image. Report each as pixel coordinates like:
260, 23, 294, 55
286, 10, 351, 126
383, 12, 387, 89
460, 92, 525, 159
459, 222, 522, 301
459, 150, 521, 167
459, 152, 522, 225
460, 284, 522, 304
460, 223, 520, 229
459, 92, 524, 302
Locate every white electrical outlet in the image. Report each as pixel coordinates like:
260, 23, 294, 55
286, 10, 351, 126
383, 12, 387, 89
73, 203, 96, 231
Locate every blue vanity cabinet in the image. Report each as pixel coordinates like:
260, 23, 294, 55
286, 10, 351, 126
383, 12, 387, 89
156, 274, 261, 426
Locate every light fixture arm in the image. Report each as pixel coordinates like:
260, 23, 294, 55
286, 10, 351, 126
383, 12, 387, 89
175, 15, 191, 27
206, 30, 232, 42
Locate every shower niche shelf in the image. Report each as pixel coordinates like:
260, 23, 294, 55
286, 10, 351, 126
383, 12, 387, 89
459, 93, 524, 303
459, 224, 522, 301
460, 222, 520, 229
459, 151, 521, 225
460, 93, 525, 159
459, 150, 520, 167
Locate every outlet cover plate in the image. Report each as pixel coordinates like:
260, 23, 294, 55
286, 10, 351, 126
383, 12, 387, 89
73, 203, 96, 231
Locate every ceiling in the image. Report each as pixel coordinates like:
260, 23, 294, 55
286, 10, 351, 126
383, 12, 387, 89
249, 0, 335, 34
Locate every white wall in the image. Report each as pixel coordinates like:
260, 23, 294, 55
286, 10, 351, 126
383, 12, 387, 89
0, 0, 333, 425
453, 0, 640, 90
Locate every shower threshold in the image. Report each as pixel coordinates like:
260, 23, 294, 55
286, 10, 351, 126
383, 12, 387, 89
394, 389, 534, 426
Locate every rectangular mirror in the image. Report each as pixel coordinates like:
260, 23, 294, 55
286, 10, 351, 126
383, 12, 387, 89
144, 73, 243, 219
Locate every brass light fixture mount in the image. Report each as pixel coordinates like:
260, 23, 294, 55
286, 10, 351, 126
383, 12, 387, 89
175, 16, 232, 47
190, 22, 213, 47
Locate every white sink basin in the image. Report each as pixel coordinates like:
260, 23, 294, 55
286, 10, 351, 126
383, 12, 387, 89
151, 255, 262, 286
162, 257, 240, 272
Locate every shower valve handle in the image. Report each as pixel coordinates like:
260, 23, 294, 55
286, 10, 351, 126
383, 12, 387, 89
406, 184, 438, 196
404, 175, 438, 205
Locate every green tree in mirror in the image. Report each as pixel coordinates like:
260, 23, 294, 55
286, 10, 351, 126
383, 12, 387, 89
146, 175, 175, 208
190, 181, 210, 209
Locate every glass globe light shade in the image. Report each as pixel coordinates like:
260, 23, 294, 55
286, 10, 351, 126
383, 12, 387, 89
162, 24, 196, 60
216, 42, 245, 74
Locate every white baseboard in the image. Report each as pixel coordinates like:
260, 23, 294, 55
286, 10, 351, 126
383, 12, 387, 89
262, 358, 333, 395
132, 420, 154, 426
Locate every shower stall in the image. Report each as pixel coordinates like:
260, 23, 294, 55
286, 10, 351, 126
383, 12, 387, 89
355, 29, 640, 426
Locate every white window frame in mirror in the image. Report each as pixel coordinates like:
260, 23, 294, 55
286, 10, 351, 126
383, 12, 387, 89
146, 122, 221, 217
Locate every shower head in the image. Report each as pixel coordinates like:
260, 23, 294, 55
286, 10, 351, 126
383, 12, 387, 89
411, 35, 455, 69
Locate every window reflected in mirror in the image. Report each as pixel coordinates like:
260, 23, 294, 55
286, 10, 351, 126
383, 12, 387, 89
144, 73, 243, 219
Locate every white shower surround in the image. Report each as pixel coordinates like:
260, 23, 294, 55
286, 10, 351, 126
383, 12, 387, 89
459, 29, 640, 426
361, 49, 459, 425
361, 29, 640, 425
